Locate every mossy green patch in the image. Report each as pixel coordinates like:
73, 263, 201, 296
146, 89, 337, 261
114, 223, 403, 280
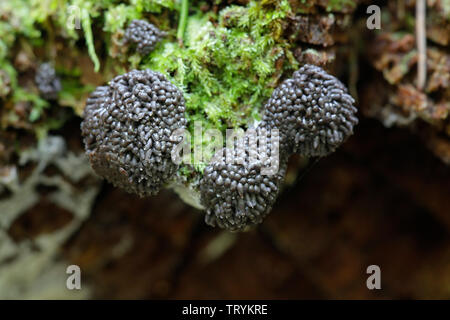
143, 1, 298, 169
0, 0, 299, 173
325, 0, 357, 12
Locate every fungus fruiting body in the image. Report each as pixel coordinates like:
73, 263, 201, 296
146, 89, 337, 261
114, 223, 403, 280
199, 64, 358, 230
35, 63, 61, 100
81, 65, 357, 230
262, 64, 358, 157
124, 19, 166, 55
81, 69, 187, 197
200, 128, 287, 231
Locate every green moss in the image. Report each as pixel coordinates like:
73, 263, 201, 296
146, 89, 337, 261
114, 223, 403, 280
10, 88, 49, 122
1, 0, 299, 174
143, 1, 297, 169
0, 0, 176, 135
325, 0, 356, 12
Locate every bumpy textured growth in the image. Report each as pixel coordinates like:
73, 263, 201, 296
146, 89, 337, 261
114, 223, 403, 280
200, 128, 286, 231
35, 63, 61, 100
81, 69, 187, 197
200, 64, 358, 230
124, 19, 166, 55
262, 64, 358, 157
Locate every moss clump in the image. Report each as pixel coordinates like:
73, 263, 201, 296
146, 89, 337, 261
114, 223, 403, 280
0, 0, 175, 137
1, 0, 299, 174
325, 0, 357, 12
143, 0, 298, 169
